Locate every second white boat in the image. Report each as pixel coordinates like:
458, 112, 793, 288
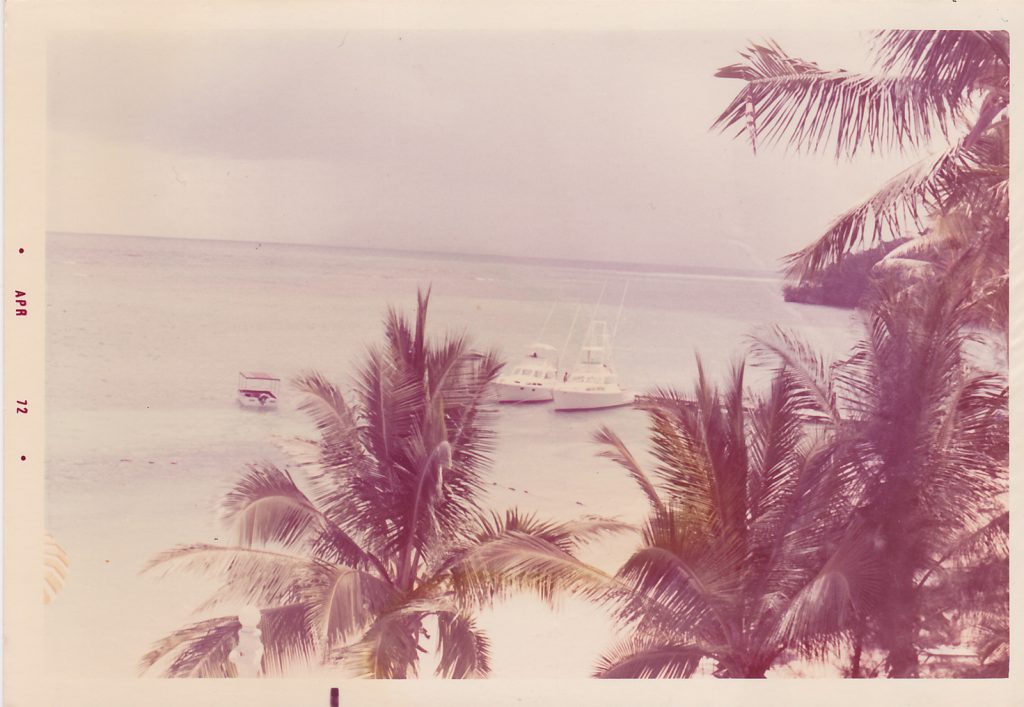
552, 321, 631, 411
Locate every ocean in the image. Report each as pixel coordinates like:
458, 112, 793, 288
44, 231, 861, 678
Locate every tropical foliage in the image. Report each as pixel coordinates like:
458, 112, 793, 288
713, 30, 1009, 329
784, 277, 1007, 678
595, 275, 1008, 678
141, 291, 620, 678
591, 360, 861, 678
782, 239, 906, 308
693, 29, 1010, 678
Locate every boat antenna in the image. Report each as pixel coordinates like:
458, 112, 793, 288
536, 299, 558, 343
558, 303, 583, 373
591, 280, 609, 322
611, 279, 630, 340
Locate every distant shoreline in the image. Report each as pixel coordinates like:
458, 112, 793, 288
47, 230, 780, 282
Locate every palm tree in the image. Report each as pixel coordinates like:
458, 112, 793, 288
594, 270, 1008, 678
141, 290, 621, 678
713, 30, 1009, 328
591, 359, 864, 678
915, 509, 1008, 677
753, 276, 1008, 677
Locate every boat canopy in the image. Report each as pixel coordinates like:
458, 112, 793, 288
239, 371, 280, 381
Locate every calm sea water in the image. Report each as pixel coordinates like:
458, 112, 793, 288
45, 232, 862, 678
46, 231, 858, 411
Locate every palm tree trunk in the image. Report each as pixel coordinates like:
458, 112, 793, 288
849, 633, 863, 678
882, 557, 920, 677
884, 609, 919, 678
719, 656, 771, 678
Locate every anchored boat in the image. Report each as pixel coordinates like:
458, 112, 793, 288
552, 321, 630, 411
237, 371, 281, 408
494, 343, 558, 403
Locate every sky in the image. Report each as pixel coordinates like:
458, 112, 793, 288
47, 28, 924, 271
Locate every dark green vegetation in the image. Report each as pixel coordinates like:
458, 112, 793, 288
781, 240, 905, 308
584, 29, 1010, 679
594, 280, 1008, 678
715, 31, 1009, 333
572, 29, 1011, 680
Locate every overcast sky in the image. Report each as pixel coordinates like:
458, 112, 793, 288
47, 29, 922, 271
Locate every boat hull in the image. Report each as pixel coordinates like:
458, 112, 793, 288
552, 387, 631, 411
494, 381, 554, 403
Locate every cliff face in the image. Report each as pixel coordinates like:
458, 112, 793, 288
783, 239, 909, 308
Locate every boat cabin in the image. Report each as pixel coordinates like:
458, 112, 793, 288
567, 368, 616, 385
509, 364, 556, 381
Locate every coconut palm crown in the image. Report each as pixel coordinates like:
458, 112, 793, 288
594, 271, 1007, 678
141, 290, 622, 678
592, 359, 863, 678
713, 30, 1008, 322
753, 276, 1008, 677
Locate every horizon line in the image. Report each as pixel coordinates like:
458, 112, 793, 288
47, 229, 784, 279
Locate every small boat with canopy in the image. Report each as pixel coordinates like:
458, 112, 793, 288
237, 371, 281, 408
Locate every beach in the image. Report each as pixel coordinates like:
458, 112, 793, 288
45, 231, 862, 678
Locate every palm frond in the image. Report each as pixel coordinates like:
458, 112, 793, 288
549, 515, 636, 549
748, 436, 860, 640
314, 346, 422, 556
293, 371, 370, 475
771, 524, 880, 650
639, 363, 749, 540
873, 31, 1009, 91
304, 564, 399, 649
353, 344, 422, 477
448, 529, 616, 608
594, 636, 706, 679
394, 431, 453, 587
142, 605, 324, 678
917, 510, 1008, 592
783, 125, 1007, 278
341, 610, 424, 679
613, 530, 738, 640
713, 40, 972, 159
593, 425, 664, 515
747, 369, 816, 527
140, 615, 240, 678
143, 544, 320, 608
434, 610, 491, 678
461, 508, 632, 556
384, 287, 431, 374
749, 328, 840, 425
257, 603, 321, 675
637, 390, 720, 527
221, 463, 352, 556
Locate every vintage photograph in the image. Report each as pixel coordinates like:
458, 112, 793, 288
40, 22, 1008, 684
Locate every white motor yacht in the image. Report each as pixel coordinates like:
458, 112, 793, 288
494, 343, 559, 403
552, 321, 631, 411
